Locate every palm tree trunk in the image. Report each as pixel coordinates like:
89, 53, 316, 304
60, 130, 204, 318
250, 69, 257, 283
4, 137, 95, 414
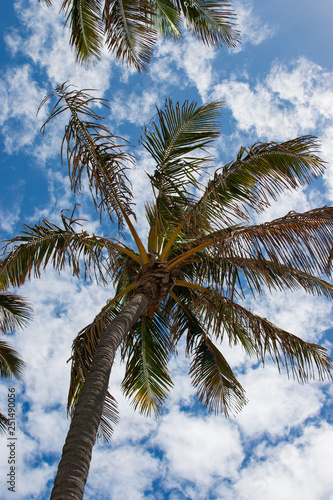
50, 293, 149, 499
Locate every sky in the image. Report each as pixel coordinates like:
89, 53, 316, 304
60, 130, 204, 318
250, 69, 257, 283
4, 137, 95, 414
1, 0, 333, 499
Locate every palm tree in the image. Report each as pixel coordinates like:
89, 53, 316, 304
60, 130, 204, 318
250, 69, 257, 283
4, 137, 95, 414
2, 84, 333, 498
0, 264, 31, 432
38, 0, 240, 69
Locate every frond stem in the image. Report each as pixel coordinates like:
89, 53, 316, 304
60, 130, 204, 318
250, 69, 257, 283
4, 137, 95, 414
160, 221, 183, 261
167, 238, 215, 269
174, 280, 209, 293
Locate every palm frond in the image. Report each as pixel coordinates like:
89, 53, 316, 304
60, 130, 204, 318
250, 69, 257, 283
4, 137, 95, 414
1, 213, 114, 288
195, 288, 333, 383
141, 99, 221, 182
177, 0, 240, 48
153, 0, 182, 38
173, 205, 333, 281
0, 291, 33, 333
39, 83, 135, 227
61, 0, 104, 62
103, 0, 157, 71
38, 0, 52, 5
0, 411, 9, 435
169, 285, 247, 415
0, 340, 25, 379
167, 287, 206, 351
192, 136, 325, 227
42, 0, 239, 68
141, 99, 221, 231
222, 206, 333, 277
121, 312, 173, 415
190, 336, 246, 415
175, 247, 333, 301
96, 392, 119, 442
221, 258, 333, 299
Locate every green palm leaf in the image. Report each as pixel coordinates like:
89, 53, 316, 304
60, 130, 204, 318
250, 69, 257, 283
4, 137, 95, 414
141, 99, 221, 179
103, 0, 156, 71
0, 270, 30, 436
153, 0, 182, 38
177, 248, 333, 301
141, 99, 221, 229
223, 206, 333, 277
176, 206, 333, 282
190, 336, 246, 415
0, 291, 33, 333
97, 393, 119, 442
177, 0, 240, 48
221, 258, 333, 299
40, 0, 240, 67
0, 340, 25, 379
121, 312, 173, 415
195, 288, 333, 382
167, 285, 206, 349
1, 213, 114, 288
193, 136, 325, 227
61, 0, 104, 62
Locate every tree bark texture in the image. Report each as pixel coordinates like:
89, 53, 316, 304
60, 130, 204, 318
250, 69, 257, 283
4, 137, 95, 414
50, 293, 149, 499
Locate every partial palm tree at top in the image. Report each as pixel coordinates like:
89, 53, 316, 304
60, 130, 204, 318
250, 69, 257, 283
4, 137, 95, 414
0, 263, 31, 433
2, 83, 333, 498
38, 0, 240, 70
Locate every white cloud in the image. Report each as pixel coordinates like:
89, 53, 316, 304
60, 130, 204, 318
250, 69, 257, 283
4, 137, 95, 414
87, 445, 160, 500
109, 90, 162, 127
150, 35, 216, 102
213, 58, 333, 141
233, 0, 275, 50
180, 37, 216, 102
150, 40, 183, 87
6, 0, 114, 93
212, 57, 333, 209
221, 423, 333, 500
153, 411, 243, 491
246, 288, 332, 343
237, 365, 325, 437
0, 65, 46, 154
0, 204, 21, 234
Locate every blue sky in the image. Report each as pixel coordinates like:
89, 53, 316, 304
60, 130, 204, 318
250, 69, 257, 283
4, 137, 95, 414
1, 0, 333, 499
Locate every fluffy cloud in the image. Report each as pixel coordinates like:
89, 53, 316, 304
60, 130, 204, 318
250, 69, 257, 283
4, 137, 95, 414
213, 57, 333, 206
220, 423, 333, 500
0, 204, 21, 234
0, 65, 46, 153
153, 411, 243, 495
109, 90, 162, 127
233, 0, 275, 50
213, 58, 333, 141
5, 0, 114, 93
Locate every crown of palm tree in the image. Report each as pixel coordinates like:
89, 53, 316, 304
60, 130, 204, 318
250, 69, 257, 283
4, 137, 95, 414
38, 0, 240, 70
1, 83, 332, 442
